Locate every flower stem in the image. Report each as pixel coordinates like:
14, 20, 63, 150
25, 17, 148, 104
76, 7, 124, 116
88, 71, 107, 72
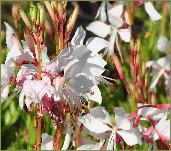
53, 125, 63, 150
37, 32, 41, 80
34, 116, 42, 150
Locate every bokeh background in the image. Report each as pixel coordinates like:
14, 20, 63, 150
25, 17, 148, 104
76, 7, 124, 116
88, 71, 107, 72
1, 1, 170, 150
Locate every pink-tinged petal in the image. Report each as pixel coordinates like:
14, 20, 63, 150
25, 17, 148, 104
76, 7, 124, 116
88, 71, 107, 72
41, 133, 54, 150
138, 104, 168, 121
78, 107, 112, 134
86, 21, 111, 38
157, 36, 169, 54
144, 2, 162, 21
95, 2, 107, 22
118, 28, 131, 42
71, 26, 86, 46
117, 129, 142, 146
86, 37, 109, 56
86, 85, 102, 104
114, 108, 132, 130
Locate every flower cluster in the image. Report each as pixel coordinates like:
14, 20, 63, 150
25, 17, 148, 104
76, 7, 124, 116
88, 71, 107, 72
1, 1, 170, 150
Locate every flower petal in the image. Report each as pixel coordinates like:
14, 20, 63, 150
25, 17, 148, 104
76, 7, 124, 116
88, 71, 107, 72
118, 28, 131, 42
41, 133, 54, 150
86, 85, 102, 104
86, 37, 109, 56
157, 36, 169, 54
71, 26, 86, 46
114, 108, 132, 130
86, 21, 111, 38
107, 4, 124, 27
78, 106, 112, 134
117, 129, 142, 146
144, 2, 162, 21
95, 2, 107, 22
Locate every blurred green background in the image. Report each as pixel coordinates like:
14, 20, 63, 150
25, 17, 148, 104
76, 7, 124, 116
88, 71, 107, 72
1, 1, 170, 150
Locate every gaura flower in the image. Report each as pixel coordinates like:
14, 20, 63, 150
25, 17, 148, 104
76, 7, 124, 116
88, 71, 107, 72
78, 106, 142, 150
86, 2, 131, 55
146, 36, 170, 100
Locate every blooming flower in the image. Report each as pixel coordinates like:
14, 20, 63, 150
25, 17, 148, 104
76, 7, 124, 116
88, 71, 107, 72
78, 106, 142, 150
146, 36, 170, 100
86, 2, 131, 55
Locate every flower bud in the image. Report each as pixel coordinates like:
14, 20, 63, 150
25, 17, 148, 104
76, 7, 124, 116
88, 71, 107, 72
12, 3, 21, 21
18, 8, 31, 29
37, 3, 45, 26
44, 1, 55, 22
30, 2, 37, 24
57, 2, 63, 19
66, 2, 79, 33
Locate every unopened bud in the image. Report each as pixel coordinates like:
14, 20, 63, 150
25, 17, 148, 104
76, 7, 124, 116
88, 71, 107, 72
44, 1, 55, 22
18, 8, 31, 29
66, 2, 79, 33
36, 8, 40, 26
57, 2, 63, 19
51, 1, 57, 12
12, 3, 21, 21
30, 2, 37, 24
37, 3, 45, 26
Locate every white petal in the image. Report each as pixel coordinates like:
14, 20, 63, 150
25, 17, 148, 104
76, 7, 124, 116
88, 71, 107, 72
78, 106, 112, 134
114, 108, 132, 130
86, 37, 109, 56
82, 54, 107, 81
19, 90, 24, 109
155, 118, 170, 140
4, 22, 21, 65
144, 2, 162, 21
68, 74, 94, 94
157, 36, 169, 53
86, 85, 102, 104
86, 21, 111, 38
95, 2, 107, 22
4, 22, 15, 49
107, 4, 124, 27
77, 144, 100, 150
108, 28, 118, 55
117, 129, 142, 146
1, 85, 9, 103
118, 28, 131, 42
71, 26, 86, 46
41, 133, 54, 150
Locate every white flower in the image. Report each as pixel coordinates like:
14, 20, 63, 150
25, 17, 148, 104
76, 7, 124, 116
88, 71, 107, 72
146, 36, 170, 99
78, 107, 142, 149
86, 2, 131, 55
41, 133, 54, 150
114, 108, 142, 146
